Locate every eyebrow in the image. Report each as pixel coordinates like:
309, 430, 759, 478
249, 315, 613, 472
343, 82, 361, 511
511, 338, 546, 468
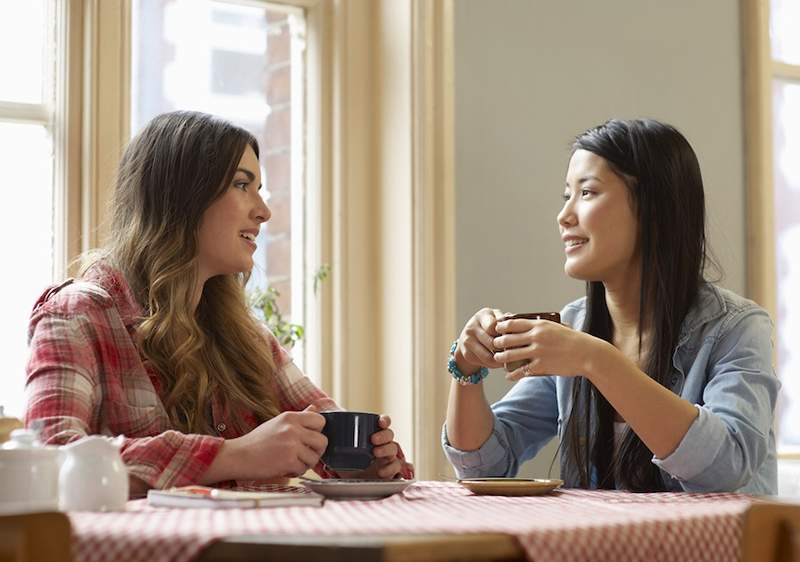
236, 168, 255, 181
565, 175, 603, 187
235, 167, 264, 191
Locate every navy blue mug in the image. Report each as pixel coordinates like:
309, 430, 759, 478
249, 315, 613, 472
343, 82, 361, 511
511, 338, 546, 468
320, 411, 380, 471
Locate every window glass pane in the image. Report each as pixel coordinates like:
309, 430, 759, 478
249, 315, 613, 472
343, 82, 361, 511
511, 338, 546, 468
131, 0, 307, 365
773, 79, 800, 447
0, 123, 54, 417
770, 0, 800, 65
0, 0, 47, 103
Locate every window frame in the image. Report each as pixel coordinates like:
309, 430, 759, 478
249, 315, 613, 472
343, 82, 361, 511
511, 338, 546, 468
742, 0, 800, 457
0, 0, 81, 281
80, 0, 327, 377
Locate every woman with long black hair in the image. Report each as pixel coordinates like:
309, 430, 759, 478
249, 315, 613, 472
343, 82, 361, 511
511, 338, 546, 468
443, 119, 779, 493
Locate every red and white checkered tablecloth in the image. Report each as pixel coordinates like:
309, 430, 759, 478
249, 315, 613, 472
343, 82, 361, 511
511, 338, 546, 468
67, 481, 754, 562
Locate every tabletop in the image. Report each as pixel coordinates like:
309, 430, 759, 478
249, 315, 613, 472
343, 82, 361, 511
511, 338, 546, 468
63, 481, 760, 562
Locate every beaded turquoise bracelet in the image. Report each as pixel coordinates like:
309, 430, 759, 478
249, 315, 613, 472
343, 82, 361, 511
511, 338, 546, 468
448, 340, 489, 385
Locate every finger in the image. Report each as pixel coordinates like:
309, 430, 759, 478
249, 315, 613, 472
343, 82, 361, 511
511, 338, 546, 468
297, 410, 326, 430
378, 415, 392, 429
287, 455, 311, 477
371, 427, 394, 446
478, 308, 505, 336
303, 428, 328, 456
493, 344, 533, 365
298, 443, 322, 469
376, 458, 402, 479
461, 342, 495, 366
304, 403, 319, 413
474, 328, 499, 352
492, 332, 531, 351
495, 318, 536, 334
505, 361, 540, 382
462, 348, 504, 371
463, 322, 497, 353
373, 440, 399, 459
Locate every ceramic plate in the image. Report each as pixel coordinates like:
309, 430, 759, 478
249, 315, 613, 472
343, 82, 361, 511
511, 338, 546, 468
299, 478, 416, 500
457, 478, 564, 496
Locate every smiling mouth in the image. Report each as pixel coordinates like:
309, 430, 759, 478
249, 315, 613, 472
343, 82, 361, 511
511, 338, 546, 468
239, 232, 256, 242
565, 239, 587, 249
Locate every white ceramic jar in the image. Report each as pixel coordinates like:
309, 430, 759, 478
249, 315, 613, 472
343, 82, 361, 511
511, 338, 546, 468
0, 428, 60, 515
59, 435, 129, 512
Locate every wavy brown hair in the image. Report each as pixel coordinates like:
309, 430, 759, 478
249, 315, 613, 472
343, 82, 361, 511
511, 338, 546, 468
99, 110, 280, 434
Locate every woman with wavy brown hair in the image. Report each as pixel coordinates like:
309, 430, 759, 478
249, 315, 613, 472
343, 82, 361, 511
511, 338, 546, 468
25, 111, 411, 495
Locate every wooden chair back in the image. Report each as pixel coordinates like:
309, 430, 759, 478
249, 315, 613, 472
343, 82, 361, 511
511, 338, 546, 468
0, 512, 71, 562
742, 502, 800, 562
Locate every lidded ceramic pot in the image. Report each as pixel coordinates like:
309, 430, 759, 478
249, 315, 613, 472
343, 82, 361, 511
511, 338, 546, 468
0, 427, 60, 514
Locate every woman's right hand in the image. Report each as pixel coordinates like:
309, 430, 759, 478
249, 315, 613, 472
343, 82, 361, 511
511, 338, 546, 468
244, 405, 328, 478
446, 308, 506, 451
201, 405, 327, 483
453, 308, 507, 374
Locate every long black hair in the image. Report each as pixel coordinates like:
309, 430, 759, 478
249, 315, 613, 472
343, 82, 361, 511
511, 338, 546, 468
561, 119, 713, 491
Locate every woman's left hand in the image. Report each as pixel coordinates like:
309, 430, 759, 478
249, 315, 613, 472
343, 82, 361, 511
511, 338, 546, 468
492, 317, 608, 381
341, 415, 411, 480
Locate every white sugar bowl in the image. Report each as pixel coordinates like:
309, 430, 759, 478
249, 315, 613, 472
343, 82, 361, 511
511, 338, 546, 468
59, 435, 129, 511
0, 428, 61, 515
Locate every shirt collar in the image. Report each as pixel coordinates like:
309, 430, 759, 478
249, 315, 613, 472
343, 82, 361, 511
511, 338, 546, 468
677, 283, 727, 346
83, 260, 144, 328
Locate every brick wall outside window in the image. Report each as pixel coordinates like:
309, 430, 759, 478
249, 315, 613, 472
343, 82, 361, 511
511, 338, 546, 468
261, 12, 293, 318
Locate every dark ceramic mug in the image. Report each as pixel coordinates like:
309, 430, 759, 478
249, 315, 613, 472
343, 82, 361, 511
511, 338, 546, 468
320, 411, 380, 471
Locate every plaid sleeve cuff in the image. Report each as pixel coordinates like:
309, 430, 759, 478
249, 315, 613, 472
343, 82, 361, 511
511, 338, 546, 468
122, 432, 225, 489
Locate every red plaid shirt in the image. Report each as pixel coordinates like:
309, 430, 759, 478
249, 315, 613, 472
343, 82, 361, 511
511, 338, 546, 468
25, 262, 346, 489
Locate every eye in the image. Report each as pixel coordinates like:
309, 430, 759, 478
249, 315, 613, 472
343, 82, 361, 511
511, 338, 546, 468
562, 191, 571, 202
580, 188, 594, 198
233, 179, 249, 191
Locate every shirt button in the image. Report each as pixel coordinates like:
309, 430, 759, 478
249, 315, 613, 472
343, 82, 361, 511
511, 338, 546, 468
216, 422, 227, 433
670, 375, 679, 386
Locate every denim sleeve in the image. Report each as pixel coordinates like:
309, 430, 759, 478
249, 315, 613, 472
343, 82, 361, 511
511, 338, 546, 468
442, 375, 559, 479
652, 308, 780, 492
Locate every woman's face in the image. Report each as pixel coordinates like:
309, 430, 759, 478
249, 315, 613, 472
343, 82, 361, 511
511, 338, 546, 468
196, 145, 270, 281
557, 149, 639, 284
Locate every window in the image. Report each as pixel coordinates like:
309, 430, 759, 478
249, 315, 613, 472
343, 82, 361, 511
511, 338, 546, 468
769, 0, 800, 449
745, 0, 800, 451
0, 0, 61, 417
130, 0, 310, 370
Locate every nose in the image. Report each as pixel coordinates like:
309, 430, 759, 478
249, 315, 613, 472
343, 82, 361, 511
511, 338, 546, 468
557, 196, 576, 228
253, 191, 271, 224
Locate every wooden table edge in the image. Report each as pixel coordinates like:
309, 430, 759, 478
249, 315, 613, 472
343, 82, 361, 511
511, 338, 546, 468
197, 531, 526, 562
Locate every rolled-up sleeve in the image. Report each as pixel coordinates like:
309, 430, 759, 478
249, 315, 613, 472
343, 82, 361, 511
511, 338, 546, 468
442, 375, 559, 479
653, 308, 779, 492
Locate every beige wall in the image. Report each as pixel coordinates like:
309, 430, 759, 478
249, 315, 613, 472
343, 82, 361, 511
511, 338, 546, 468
453, 0, 745, 477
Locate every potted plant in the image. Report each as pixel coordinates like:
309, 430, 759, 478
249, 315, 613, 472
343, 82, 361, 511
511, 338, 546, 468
247, 264, 330, 348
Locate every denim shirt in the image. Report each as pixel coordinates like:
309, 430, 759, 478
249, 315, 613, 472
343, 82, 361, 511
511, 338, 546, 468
442, 284, 780, 494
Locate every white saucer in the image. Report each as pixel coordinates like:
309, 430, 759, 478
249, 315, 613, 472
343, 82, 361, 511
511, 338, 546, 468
299, 478, 416, 500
